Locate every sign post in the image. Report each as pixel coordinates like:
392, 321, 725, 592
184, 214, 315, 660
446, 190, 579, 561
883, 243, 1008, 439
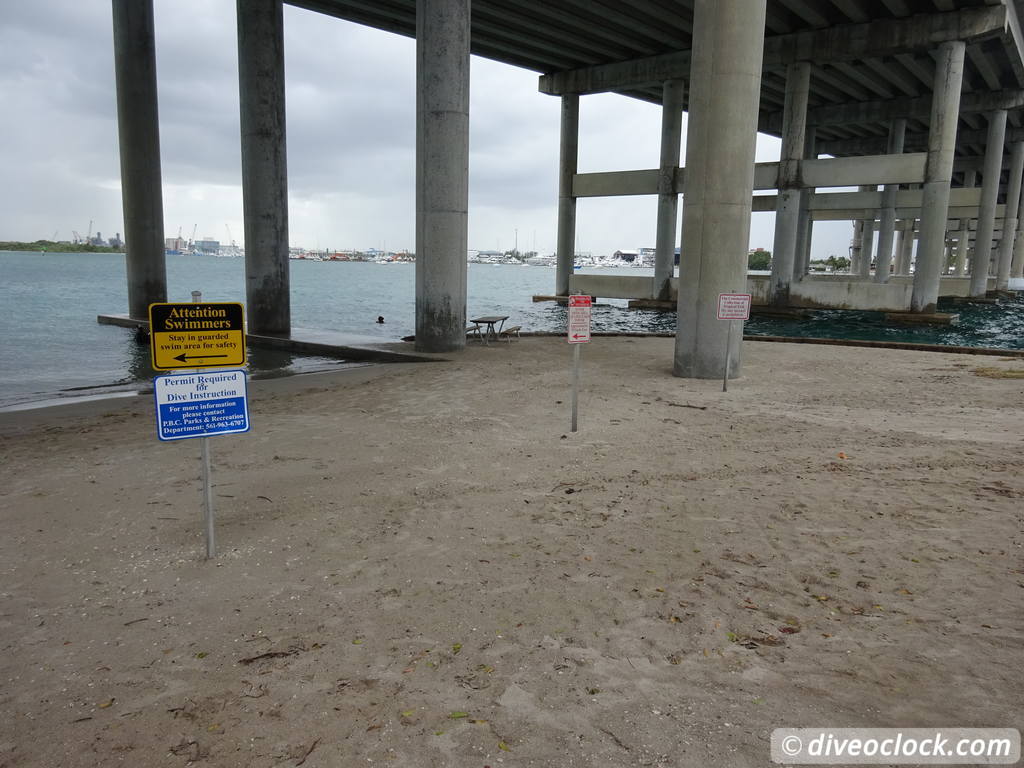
150, 291, 247, 559
567, 295, 592, 432
716, 293, 751, 393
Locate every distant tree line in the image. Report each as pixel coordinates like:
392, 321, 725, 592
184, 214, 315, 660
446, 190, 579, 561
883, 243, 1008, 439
0, 240, 126, 253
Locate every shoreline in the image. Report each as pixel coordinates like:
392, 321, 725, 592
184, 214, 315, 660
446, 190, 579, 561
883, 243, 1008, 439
2, 337, 1022, 766
6, 329, 1024, 416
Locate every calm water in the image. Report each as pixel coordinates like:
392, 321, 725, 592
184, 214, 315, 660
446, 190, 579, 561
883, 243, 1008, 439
1, 251, 1021, 409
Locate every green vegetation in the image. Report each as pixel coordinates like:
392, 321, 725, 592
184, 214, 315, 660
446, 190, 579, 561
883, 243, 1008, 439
747, 249, 771, 270
0, 240, 125, 253
810, 255, 851, 272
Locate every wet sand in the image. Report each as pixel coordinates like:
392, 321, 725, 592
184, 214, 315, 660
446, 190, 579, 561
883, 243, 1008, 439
1, 337, 1022, 767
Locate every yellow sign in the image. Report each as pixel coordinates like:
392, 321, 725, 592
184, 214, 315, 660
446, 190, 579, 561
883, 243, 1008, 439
148, 302, 246, 370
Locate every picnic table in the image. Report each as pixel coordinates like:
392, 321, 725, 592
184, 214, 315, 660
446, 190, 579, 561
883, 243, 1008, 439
469, 315, 509, 345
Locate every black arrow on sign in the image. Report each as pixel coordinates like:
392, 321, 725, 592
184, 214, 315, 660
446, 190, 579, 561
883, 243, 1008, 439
173, 353, 230, 363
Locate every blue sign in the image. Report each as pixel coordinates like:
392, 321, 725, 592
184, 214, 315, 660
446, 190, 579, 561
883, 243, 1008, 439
154, 369, 250, 441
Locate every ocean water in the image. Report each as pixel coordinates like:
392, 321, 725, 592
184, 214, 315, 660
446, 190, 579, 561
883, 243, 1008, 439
1, 251, 1021, 409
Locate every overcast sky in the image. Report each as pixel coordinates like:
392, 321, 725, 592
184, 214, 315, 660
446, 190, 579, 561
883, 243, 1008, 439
0, 0, 852, 258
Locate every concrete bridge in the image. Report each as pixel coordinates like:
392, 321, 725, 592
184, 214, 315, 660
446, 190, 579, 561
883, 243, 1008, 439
110, 0, 1024, 379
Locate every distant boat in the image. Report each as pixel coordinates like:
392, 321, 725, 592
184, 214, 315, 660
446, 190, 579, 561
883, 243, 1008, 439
526, 255, 556, 267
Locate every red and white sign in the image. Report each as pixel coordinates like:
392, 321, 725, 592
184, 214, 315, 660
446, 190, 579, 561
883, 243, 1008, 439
568, 294, 592, 343
717, 293, 752, 321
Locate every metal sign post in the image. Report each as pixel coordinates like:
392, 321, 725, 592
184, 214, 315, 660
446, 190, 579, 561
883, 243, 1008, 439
567, 295, 592, 432
193, 291, 215, 559
150, 290, 248, 560
723, 320, 734, 393
717, 293, 752, 394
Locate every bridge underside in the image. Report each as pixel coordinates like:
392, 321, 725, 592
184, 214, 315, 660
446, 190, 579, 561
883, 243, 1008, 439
111, 0, 1024, 378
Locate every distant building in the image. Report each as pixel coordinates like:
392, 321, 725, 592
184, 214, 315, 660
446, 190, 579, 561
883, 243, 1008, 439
108, 233, 124, 249
194, 239, 220, 255
165, 236, 188, 252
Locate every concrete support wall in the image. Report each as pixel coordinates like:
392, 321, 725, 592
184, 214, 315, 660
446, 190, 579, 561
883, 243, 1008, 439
414, 0, 470, 352
112, 0, 166, 319
770, 61, 810, 305
555, 95, 579, 297
969, 109, 1006, 297
995, 141, 1024, 289
674, 0, 766, 379
911, 40, 965, 313
874, 118, 906, 282
654, 80, 684, 300
238, 0, 290, 335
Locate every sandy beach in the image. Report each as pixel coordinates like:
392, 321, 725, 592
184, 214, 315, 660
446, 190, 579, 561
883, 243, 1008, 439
1, 337, 1022, 767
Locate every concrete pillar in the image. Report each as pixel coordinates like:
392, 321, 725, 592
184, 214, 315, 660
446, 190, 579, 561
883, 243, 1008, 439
898, 222, 915, 275
912, 41, 965, 313
112, 0, 166, 319
955, 169, 977, 276
414, 0, 470, 352
793, 127, 816, 279
995, 141, 1024, 289
770, 61, 810, 305
968, 109, 1007, 297
238, 0, 290, 335
654, 80, 685, 300
1013, 216, 1024, 279
674, 0, 767, 380
894, 226, 907, 274
874, 119, 906, 282
858, 185, 875, 279
849, 220, 863, 273
555, 95, 579, 298
954, 226, 969, 275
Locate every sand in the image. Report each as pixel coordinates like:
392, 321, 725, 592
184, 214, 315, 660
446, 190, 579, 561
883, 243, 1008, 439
1, 337, 1022, 767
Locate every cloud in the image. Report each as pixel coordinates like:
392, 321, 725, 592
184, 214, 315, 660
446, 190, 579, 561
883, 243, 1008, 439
0, 0, 852, 260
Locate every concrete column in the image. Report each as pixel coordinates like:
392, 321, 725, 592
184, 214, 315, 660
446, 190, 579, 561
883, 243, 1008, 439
770, 61, 810, 305
955, 169, 977, 276
238, 0, 290, 335
874, 119, 906, 283
555, 95, 579, 298
1013, 215, 1024, 279
112, 0, 166, 319
968, 109, 1007, 298
793, 127, 817, 279
414, 0, 470, 352
954, 226, 969, 275
898, 222, 915, 275
894, 226, 907, 274
674, 0, 767, 380
654, 80, 685, 301
858, 185, 875, 279
849, 220, 863, 274
995, 141, 1024, 289
912, 41, 965, 313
